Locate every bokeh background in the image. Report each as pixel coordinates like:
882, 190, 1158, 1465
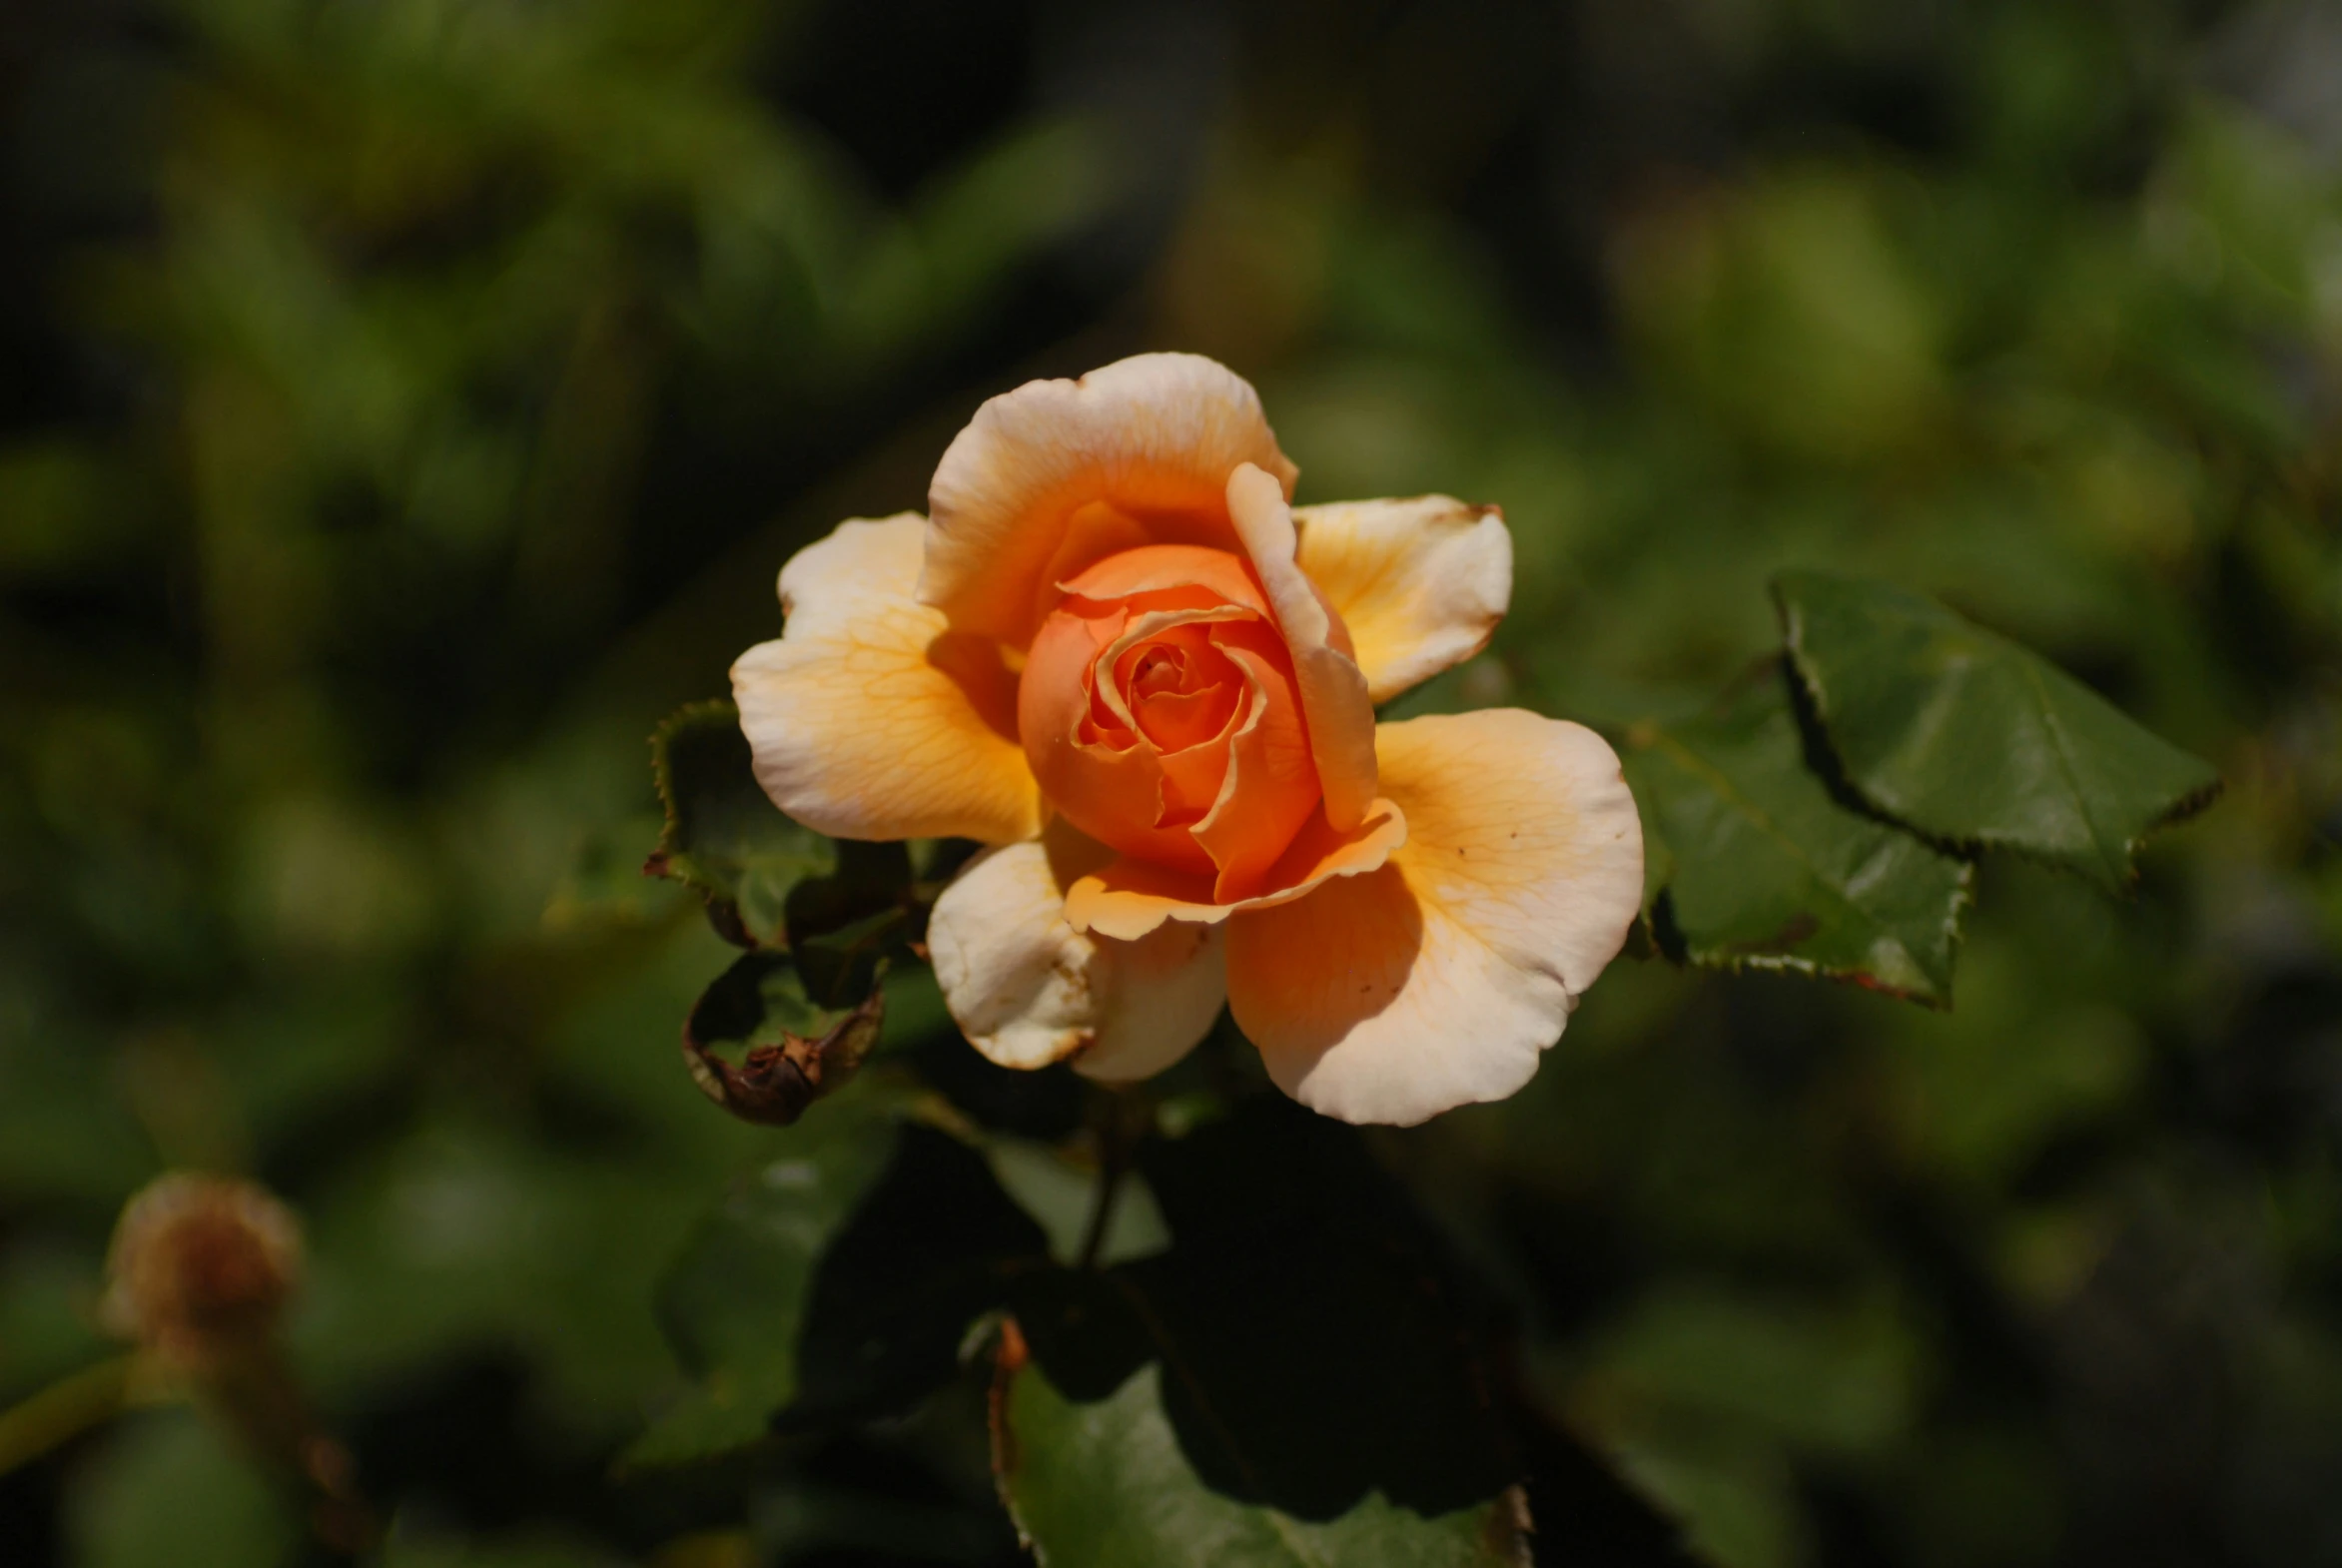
3, 0, 2340, 1564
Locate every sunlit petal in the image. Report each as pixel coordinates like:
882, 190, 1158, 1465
923, 354, 1297, 647
1224, 462, 1379, 831
732, 514, 1043, 844
1291, 495, 1513, 704
929, 826, 1226, 1082
1225, 710, 1642, 1126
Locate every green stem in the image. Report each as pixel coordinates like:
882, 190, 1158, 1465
0, 1354, 136, 1478
1076, 1149, 1127, 1272
1076, 1089, 1147, 1271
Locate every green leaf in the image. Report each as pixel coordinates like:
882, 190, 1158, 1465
1775, 571, 2220, 891
786, 841, 916, 1007
628, 1094, 895, 1467
629, 1093, 1048, 1468
998, 1358, 1527, 1567
648, 697, 920, 969
992, 1102, 1533, 1566
68, 1408, 299, 1568
1621, 669, 1971, 1005
1600, 1438, 1805, 1568
786, 1118, 1047, 1423
647, 700, 832, 945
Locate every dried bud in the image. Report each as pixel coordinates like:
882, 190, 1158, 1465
103, 1173, 304, 1370
681, 951, 887, 1126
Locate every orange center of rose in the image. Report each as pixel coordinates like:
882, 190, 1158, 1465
1017, 543, 1334, 902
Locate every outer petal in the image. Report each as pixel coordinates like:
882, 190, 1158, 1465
929, 827, 1226, 1083
923, 355, 1298, 647
1225, 463, 1379, 832
1064, 797, 1409, 941
732, 515, 1043, 844
1224, 710, 1643, 1127
1291, 496, 1514, 704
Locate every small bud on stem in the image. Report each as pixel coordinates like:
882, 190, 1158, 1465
103, 1173, 375, 1553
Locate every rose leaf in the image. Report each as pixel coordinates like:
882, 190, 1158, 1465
625, 1091, 1048, 1469
1775, 570, 2220, 893
1622, 668, 1971, 1006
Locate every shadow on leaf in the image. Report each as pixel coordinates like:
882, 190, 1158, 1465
1007, 1099, 1513, 1522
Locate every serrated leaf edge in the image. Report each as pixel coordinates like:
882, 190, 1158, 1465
1772, 573, 2224, 895
646, 697, 747, 888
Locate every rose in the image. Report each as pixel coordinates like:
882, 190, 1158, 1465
733, 355, 1642, 1126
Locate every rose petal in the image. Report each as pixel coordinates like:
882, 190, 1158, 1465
923, 354, 1297, 647
1225, 463, 1379, 833
1059, 542, 1269, 615
1189, 637, 1325, 901
733, 514, 1043, 844
929, 826, 1226, 1083
1224, 710, 1643, 1127
1134, 677, 1240, 755
1291, 495, 1514, 704
1063, 797, 1409, 941
1093, 605, 1257, 733
1025, 600, 1264, 871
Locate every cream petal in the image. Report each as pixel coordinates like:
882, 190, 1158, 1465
929, 828, 1226, 1082
922, 354, 1298, 647
1073, 920, 1230, 1084
732, 514, 1043, 844
1224, 710, 1643, 1127
1291, 495, 1514, 704
1224, 463, 1379, 832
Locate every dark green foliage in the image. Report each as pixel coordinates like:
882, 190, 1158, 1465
785, 842, 918, 1003
1624, 670, 1972, 1005
997, 1363, 1525, 1568
786, 1120, 1048, 1421
1618, 569, 2219, 1011
648, 700, 830, 946
627, 1091, 904, 1468
1776, 571, 2222, 891
992, 1103, 1699, 1567
633, 1092, 1049, 1467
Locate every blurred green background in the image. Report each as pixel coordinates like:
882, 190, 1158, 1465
2, 0, 2339, 1564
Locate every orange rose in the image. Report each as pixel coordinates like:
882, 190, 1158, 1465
733, 355, 1642, 1125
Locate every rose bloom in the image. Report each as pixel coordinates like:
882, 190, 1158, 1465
733, 355, 1642, 1126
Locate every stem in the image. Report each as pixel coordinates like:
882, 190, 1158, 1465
206, 1341, 379, 1556
0, 1354, 135, 1478
1076, 1156, 1126, 1272
1076, 1090, 1144, 1271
